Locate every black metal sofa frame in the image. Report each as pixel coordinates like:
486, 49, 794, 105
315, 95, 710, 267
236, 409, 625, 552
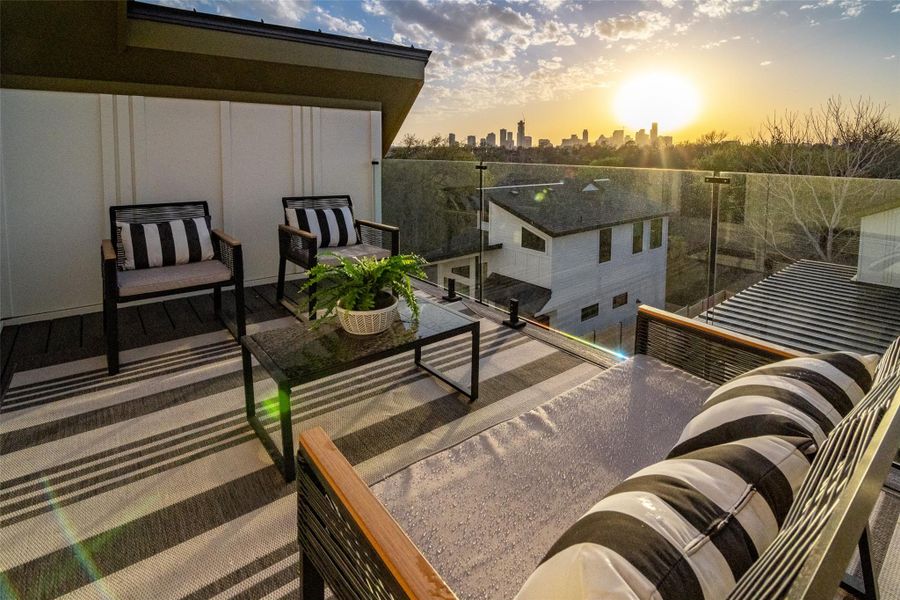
295, 305, 900, 600
276, 195, 399, 318
101, 201, 245, 375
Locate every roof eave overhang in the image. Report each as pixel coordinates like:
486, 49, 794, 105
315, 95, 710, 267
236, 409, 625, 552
0, 1, 431, 155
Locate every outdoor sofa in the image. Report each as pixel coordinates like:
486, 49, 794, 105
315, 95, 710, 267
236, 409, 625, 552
295, 305, 900, 599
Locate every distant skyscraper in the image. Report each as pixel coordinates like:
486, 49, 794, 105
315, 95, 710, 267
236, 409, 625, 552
506, 131, 513, 147
538, 138, 552, 148
611, 130, 625, 147
523, 135, 532, 149
448, 133, 457, 147
659, 135, 673, 147
466, 135, 476, 148
516, 120, 525, 148
582, 129, 589, 144
650, 122, 658, 147
595, 134, 609, 146
500, 128, 507, 148
486, 132, 497, 147
635, 128, 649, 147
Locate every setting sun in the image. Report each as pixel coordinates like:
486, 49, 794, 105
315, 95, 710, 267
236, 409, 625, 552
613, 72, 701, 133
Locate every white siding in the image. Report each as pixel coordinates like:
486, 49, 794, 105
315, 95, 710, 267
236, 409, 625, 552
858, 206, 900, 288
0, 89, 381, 320
544, 218, 668, 336
486, 203, 552, 288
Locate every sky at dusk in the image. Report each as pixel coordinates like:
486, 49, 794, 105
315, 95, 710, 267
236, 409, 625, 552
152, 0, 899, 144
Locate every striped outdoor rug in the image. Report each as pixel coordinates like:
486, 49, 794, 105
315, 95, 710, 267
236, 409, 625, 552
0, 298, 603, 600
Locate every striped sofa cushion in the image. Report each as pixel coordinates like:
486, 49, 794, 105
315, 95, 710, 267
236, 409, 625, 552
668, 352, 877, 458
286, 206, 358, 248
515, 435, 815, 600
117, 217, 215, 271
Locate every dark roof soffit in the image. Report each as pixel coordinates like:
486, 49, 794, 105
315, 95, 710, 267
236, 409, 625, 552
127, 1, 432, 62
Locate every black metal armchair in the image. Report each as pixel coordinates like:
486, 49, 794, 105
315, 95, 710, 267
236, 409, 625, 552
102, 201, 245, 375
276, 195, 399, 318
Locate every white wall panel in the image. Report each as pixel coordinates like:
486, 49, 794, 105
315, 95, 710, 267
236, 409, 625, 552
317, 108, 376, 221
138, 97, 224, 225
228, 102, 295, 281
0, 90, 105, 318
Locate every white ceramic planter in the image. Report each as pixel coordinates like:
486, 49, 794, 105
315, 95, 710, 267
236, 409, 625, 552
336, 295, 399, 335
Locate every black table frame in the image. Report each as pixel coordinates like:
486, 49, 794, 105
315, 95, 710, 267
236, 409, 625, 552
241, 309, 480, 482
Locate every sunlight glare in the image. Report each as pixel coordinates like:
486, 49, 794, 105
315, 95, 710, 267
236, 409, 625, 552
613, 72, 701, 132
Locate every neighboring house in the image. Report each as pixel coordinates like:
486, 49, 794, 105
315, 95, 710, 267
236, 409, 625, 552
479, 177, 670, 336
857, 205, 900, 288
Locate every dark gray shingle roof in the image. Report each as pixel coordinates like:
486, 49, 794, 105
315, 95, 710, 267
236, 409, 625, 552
486, 177, 671, 237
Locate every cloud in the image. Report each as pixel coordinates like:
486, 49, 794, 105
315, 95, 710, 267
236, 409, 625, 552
591, 11, 670, 41
885, 54, 897, 60
759, 60, 772, 66
700, 34, 741, 49
153, 0, 312, 25
380, 0, 535, 67
893, 3, 900, 12
314, 6, 364, 35
694, 0, 761, 18
655, 0, 679, 7
798, 0, 865, 17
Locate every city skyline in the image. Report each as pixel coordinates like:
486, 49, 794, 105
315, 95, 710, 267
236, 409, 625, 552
448, 119, 675, 149
148, 0, 900, 143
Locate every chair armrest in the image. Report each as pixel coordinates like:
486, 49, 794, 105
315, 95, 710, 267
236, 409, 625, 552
212, 229, 241, 248
101, 239, 117, 262
101, 239, 118, 298
298, 427, 457, 600
278, 224, 317, 269
635, 304, 801, 385
356, 220, 400, 256
356, 219, 399, 234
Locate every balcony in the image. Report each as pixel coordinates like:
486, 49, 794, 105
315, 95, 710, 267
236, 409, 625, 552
2, 3, 900, 599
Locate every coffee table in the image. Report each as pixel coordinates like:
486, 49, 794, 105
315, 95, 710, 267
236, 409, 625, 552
241, 300, 480, 481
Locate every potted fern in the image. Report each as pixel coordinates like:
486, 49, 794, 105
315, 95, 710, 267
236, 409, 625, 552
301, 254, 427, 335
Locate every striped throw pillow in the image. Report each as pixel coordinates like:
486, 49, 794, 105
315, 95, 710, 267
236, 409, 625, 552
116, 217, 215, 271
668, 352, 878, 458
515, 435, 815, 600
286, 207, 358, 248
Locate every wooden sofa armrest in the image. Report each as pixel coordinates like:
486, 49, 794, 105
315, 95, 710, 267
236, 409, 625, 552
298, 427, 457, 600
212, 229, 241, 248
279, 223, 317, 242
635, 305, 801, 385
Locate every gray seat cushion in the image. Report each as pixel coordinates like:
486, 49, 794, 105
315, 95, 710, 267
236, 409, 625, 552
318, 243, 391, 266
117, 260, 231, 297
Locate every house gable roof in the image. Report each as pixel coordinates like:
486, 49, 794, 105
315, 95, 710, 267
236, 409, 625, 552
485, 177, 671, 237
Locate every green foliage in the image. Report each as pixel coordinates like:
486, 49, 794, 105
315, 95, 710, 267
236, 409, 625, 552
301, 254, 427, 324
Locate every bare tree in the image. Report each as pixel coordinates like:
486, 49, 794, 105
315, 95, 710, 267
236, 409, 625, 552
746, 97, 900, 262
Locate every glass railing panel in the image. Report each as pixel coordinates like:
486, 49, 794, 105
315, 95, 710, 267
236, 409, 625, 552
478, 163, 716, 356
704, 172, 900, 353
382, 158, 481, 295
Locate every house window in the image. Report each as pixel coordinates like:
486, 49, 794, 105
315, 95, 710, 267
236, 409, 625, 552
598, 228, 612, 263
521, 227, 546, 252
581, 304, 599, 321
632, 222, 644, 254
451, 265, 470, 278
612, 292, 628, 308
650, 218, 663, 249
